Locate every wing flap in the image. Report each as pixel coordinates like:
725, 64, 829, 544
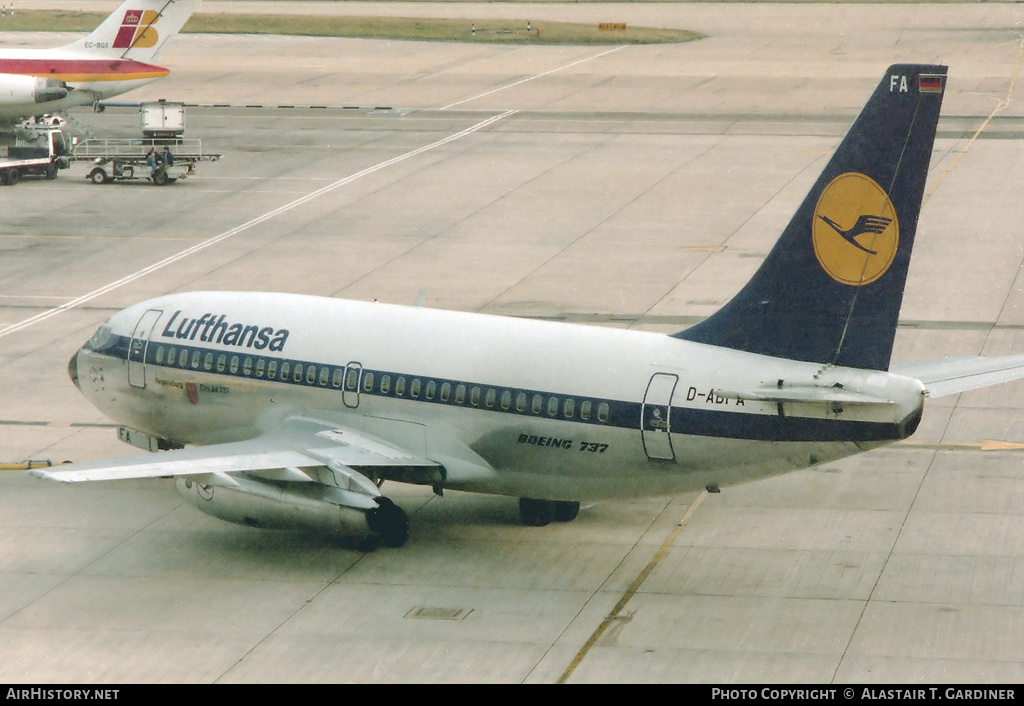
31, 417, 445, 484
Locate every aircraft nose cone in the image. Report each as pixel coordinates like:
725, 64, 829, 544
68, 350, 81, 391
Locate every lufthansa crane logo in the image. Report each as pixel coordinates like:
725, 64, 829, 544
812, 172, 899, 286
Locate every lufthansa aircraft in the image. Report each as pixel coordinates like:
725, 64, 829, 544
0, 0, 200, 122
35, 65, 1024, 547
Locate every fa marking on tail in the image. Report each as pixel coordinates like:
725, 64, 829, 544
891, 72, 946, 93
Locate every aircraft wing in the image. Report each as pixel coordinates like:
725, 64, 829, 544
30, 417, 445, 485
891, 354, 1024, 398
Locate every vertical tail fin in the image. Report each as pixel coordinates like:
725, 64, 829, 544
61, 0, 201, 63
674, 65, 947, 371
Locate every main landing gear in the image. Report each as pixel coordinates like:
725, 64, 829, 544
519, 498, 581, 527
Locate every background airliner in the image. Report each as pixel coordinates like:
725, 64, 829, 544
0, 0, 200, 122
34, 64, 1024, 548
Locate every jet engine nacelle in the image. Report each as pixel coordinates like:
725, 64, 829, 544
175, 475, 410, 546
0, 75, 69, 104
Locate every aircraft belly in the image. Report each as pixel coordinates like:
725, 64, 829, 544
430, 394, 885, 500
443, 434, 873, 500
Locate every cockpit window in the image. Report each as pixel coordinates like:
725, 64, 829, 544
86, 323, 116, 352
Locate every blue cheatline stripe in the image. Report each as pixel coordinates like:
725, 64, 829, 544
92, 334, 909, 443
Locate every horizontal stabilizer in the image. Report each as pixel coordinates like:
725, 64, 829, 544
891, 355, 1024, 398
715, 386, 896, 406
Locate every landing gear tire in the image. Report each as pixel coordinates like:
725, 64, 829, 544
520, 498, 580, 526
553, 500, 580, 522
365, 497, 409, 548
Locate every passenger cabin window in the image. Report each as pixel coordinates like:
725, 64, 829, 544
293, 364, 303, 383
380, 375, 391, 394
440, 382, 451, 402
243, 358, 253, 376
332, 369, 343, 388
410, 379, 421, 398
306, 365, 317, 384
203, 352, 214, 371
190, 351, 201, 369
363, 372, 374, 392
580, 400, 592, 421
516, 393, 527, 413
267, 360, 278, 379
547, 396, 559, 417
279, 362, 289, 380
455, 385, 466, 404
395, 377, 406, 396
532, 394, 543, 414
216, 354, 226, 372
319, 366, 330, 386
425, 380, 436, 400
167, 348, 176, 366
230, 356, 240, 374
346, 368, 360, 391
597, 403, 609, 423
500, 391, 511, 411
485, 389, 496, 408
470, 387, 481, 406
563, 398, 575, 419
256, 359, 266, 378
155, 346, 165, 364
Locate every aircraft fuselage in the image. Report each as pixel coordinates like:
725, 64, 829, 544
71, 291, 926, 501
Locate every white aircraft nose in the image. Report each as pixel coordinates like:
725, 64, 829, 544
68, 350, 80, 391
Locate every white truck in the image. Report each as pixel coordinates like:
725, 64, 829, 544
0, 126, 70, 185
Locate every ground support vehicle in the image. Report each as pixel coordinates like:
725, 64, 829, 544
140, 100, 186, 139
73, 138, 220, 186
0, 126, 70, 185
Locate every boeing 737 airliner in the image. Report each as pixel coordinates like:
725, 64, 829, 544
35, 65, 1024, 548
0, 0, 200, 122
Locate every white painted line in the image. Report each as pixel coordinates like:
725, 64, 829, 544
0, 110, 517, 340
439, 45, 628, 110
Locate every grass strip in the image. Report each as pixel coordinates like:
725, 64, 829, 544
0, 11, 702, 45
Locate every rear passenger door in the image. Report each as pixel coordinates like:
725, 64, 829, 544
641, 373, 677, 461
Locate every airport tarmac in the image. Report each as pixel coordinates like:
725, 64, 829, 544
2, 1, 1024, 684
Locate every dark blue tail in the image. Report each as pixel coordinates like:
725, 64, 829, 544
674, 65, 947, 371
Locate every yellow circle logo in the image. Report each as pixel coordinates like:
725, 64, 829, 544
812, 172, 899, 286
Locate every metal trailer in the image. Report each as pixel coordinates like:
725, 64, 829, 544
0, 127, 71, 186
140, 100, 186, 139
73, 138, 220, 185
